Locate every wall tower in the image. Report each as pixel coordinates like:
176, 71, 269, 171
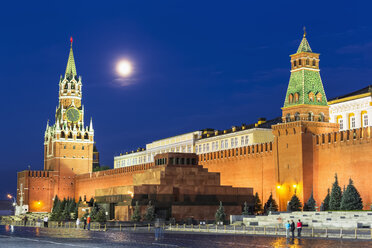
44, 38, 94, 175
272, 30, 339, 210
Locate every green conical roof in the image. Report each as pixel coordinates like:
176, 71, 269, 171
283, 33, 327, 108
296, 35, 312, 53
65, 44, 77, 78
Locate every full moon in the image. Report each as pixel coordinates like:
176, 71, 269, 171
116, 60, 132, 76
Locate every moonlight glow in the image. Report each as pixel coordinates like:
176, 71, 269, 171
116, 60, 132, 76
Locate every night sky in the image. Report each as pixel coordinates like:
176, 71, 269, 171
0, 1, 370, 199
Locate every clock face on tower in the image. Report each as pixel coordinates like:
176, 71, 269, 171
66, 107, 80, 123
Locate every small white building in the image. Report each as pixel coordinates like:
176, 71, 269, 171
195, 118, 278, 154
114, 131, 201, 168
328, 85, 372, 130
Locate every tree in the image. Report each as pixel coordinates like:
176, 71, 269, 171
61, 205, 70, 221
340, 178, 363, 210
264, 193, 278, 214
303, 191, 316, 211
52, 195, 60, 211
144, 201, 155, 221
88, 197, 94, 207
215, 201, 226, 223
131, 201, 141, 222
288, 194, 302, 211
253, 192, 263, 214
242, 201, 250, 215
94, 208, 107, 222
50, 197, 62, 221
329, 174, 342, 210
322, 188, 330, 211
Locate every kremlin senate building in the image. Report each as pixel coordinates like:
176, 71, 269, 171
17, 32, 372, 220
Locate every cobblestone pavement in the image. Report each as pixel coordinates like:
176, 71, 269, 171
0, 225, 372, 247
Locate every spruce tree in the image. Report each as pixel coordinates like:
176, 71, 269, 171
288, 194, 302, 211
264, 193, 278, 213
50, 198, 62, 221
329, 174, 342, 210
144, 201, 155, 221
215, 201, 226, 223
340, 178, 363, 210
304, 192, 316, 211
94, 208, 107, 223
52, 195, 60, 211
61, 205, 70, 221
322, 188, 330, 211
88, 197, 94, 207
131, 201, 141, 222
253, 192, 263, 214
242, 201, 250, 215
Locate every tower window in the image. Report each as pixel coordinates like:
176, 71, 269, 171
82, 146, 84, 150
313, 59, 316, 66
295, 112, 300, 121
293, 60, 297, 66
68, 132, 72, 139
306, 59, 309, 65
298, 59, 302, 65
64, 145, 66, 149
288, 94, 293, 103
61, 132, 65, 138
319, 113, 325, 122
294, 93, 299, 102
286, 114, 291, 122
316, 92, 322, 102
308, 112, 314, 121
73, 145, 75, 149
308, 92, 314, 102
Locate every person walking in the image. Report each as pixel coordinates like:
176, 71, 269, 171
87, 215, 91, 230
76, 218, 80, 229
290, 220, 295, 238
285, 221, 290, 238
297, 219, 302, 237
83, 217, 87, 230
43, 216, 49, 228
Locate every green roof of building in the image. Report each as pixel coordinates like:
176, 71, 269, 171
296, 36, 312, 53
284, 33, 327, 108
65, 45, 77, 78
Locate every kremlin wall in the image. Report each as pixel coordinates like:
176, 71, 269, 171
17, 32, 372, 220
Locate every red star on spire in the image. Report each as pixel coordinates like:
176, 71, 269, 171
70, 37, 73, 45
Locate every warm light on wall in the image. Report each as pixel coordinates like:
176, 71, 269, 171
32, 200, 43, 210
293, 184, 297, 188
277, 185, 281, 189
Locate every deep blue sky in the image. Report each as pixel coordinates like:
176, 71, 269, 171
1, 0, 371, 198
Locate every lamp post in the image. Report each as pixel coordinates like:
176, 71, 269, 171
7, 194, 16, 215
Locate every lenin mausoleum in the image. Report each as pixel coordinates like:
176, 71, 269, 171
17, 31, 372, 220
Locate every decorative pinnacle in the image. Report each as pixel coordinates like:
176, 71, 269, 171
70, 37, 73, 46
303, 26, 306, 38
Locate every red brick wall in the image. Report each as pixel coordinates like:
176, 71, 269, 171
198, 142, 276, 207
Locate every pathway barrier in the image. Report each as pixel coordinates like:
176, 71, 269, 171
0, 220, 106, 232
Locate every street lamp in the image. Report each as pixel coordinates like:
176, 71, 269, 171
7, 194, 16, 215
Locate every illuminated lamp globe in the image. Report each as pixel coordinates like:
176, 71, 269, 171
116, 60, 132, 76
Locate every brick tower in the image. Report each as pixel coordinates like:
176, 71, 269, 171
272, 30, 339, 210
44, 38, 94, 175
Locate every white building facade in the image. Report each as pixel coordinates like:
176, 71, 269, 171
328, 86, 372, 131
195, 128, 274, 154
114, 131, 201, 168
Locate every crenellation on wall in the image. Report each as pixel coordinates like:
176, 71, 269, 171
314, 126, 372, 147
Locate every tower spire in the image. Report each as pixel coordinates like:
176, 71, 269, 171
65, 37, 77, 78
296, 28, 312, 53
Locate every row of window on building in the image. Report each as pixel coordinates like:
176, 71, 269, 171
338, 113, 368, 130
196, 135, 249, 154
